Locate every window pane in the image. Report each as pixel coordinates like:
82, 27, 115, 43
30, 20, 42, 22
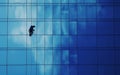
8, 50, 26, 64
0, 6, 7, 18
0, 51, 6, 64
45, 50, 53, 64
8, 66, 26, 75
0, 22, 7, 34
0, 36, 7, 47
0, 66, 6, 75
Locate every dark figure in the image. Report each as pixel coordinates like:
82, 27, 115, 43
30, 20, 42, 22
29, 25, 35, 36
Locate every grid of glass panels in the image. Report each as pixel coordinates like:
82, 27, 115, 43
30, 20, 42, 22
0, 0, 120, 75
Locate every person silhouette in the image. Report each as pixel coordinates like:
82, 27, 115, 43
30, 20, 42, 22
29, 25, 35, 36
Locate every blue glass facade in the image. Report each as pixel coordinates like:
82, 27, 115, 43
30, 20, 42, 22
0, 0, 119, 75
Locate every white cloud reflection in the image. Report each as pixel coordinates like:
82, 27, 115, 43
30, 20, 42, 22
10, 0, 54, 74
